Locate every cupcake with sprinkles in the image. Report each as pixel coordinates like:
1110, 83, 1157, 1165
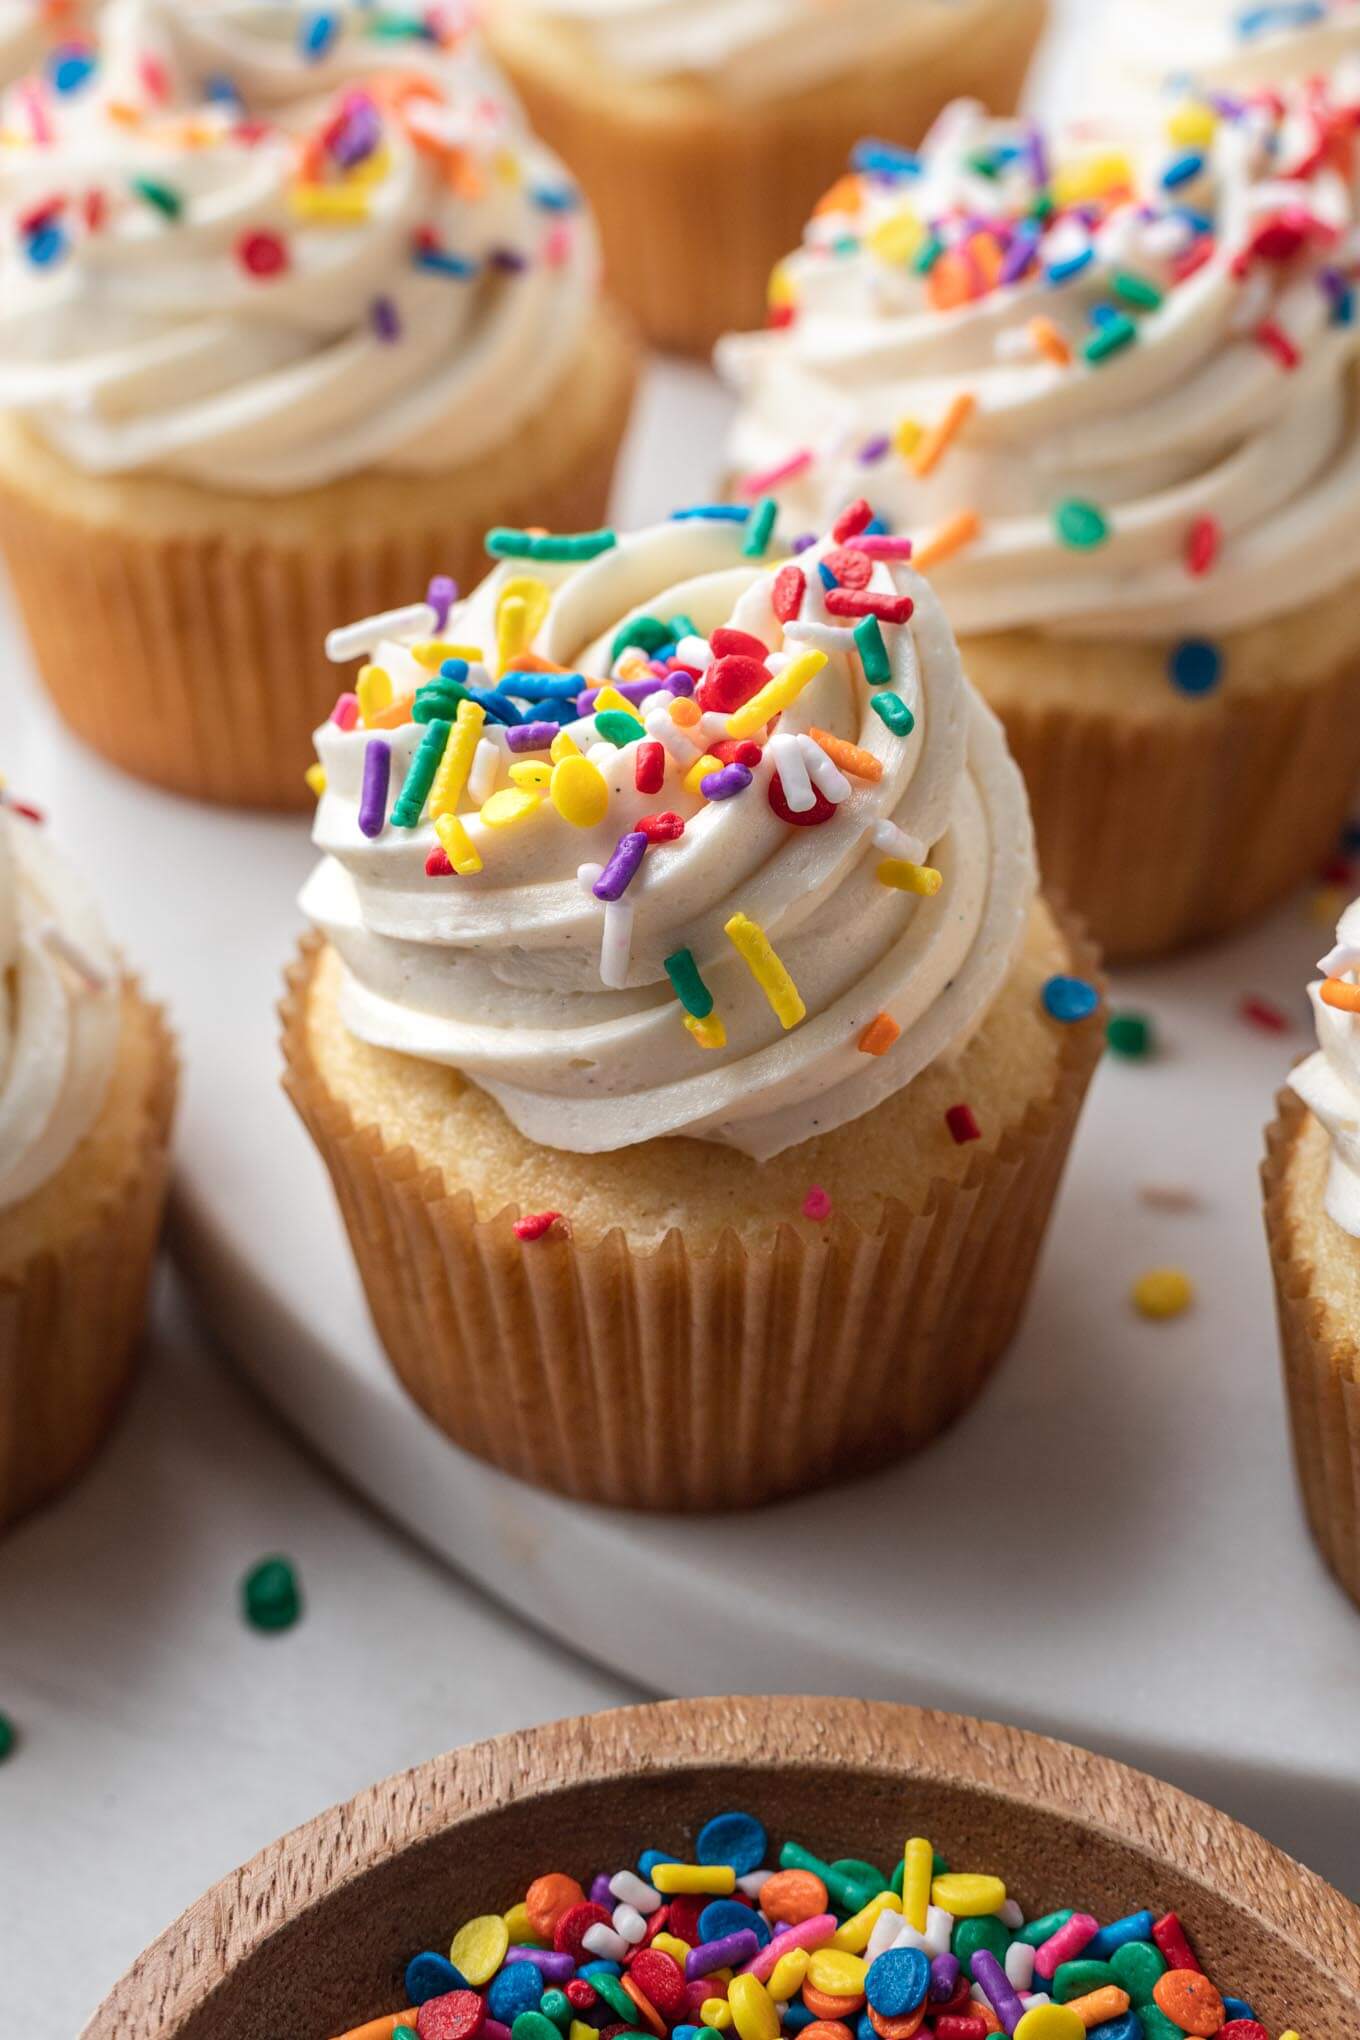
1265, 892, 1360, 1614
0, 0, 102, 89
0, 786, 175, 1530
480, 0, 1049, 356
0, 0, 636, 807
1097, 0, 1360, 113
282, 500, 1104, 1512
719, 88, 1360, 961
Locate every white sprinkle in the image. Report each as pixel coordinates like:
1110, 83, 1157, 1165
873, 818, 927, 862
587, 742, 617, 771
785, 619, 857, 659
769, 733, 815, 812
1319, 941, 1360, 976
997, 1900, 1024, 1931
646, 709, 702, 763
798, 733, 850, 804
610, 1872, 661, 1914
1005, 1942, 1035, 1991
577, 862, 604, 895
613, 1903, 647, 1945
676, 635, 712, 669
582, 1924, 630, 1964
737, 1869, 772, 1899
640, 690, 674, 717
39, 921, 107, 992
865, 1909, 903, 1963
469, 737, 499, 804
600, 898, 635, 989
324, 602, 435, 664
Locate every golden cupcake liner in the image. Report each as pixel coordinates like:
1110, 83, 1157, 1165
0, 982, 176, 1532
995, 648, 1360, 963
1263, 1087, 1360, 1612
494, 0, 1047, 355
280, 911, 1101, 1513
0, 313, 637, 810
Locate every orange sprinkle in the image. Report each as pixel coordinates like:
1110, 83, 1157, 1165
1320, 975, 1360, 1012
1030, 314, 1073, 366
760, 1869, 829, 1924
1065, 1987, 1131, 2028
802, 1987, 864, 2021
912, 509, 982, 572
910, 392, 976, 479
865, 2008, 926, 2040
968, 230, 1005, 291
365, 692, 417, 731
858, 1012, 901, 1057
925, 248, 979, 312
808, 727, 883, 782
328, 2015, 419, 2040
670, 696, 702, 728
621, 1976, 667, 2040
814, 173, 863, 218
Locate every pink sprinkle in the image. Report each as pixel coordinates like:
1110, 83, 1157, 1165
1034, 1912, 1098, 1980
741, 450, 813, 498
332, 692, 360, 729
1240, 994, 1291, 1034
514, 1210, 567, 1242
802, 1186, 832, 1223
850, 535, 914, 559
741, 1914, 837, 1982
544, 222, 573, 268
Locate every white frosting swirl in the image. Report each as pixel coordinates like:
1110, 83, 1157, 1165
1291, 895, 1360, 1236
488, 0, 969, 102
301, 514, 1037, 1163
1106, 0, 1360, 98
719, 95, 1360, 640
0, 806, 120, 1212
0, 6, 597, 492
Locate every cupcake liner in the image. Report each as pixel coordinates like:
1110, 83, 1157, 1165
0, 982, 176, 1531
1263, 1087, 1360, 1612
493, 0, 1047, 356
0, 310, 637, 811
994, 645, 1360, 963
280, 908, 1101, 1513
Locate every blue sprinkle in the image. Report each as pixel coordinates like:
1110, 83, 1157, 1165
1046, 245, 1094, 285
1237, 2, 1325, 36
300, 9, 338, 60
488, 1964, 543, 2024
1162, 150, 1205, 189
48, 46, 96, 93
533, 184, 580, 212
698, 1898, 770, 1947
406, 1953, 469, 2005
863, 516, 890, 537
580, 1962, 623, 1981
25, 224, 67, 268
204, 71, 242, 107
498, 670, 587, 701
671, 504, 750, 523
856, 2017, 875, 2040
639, 1848, 680, 1879
851, 138, 922, 178
784, 2011, 815, 2033
416, 246, 479, 279
465, 684, 522, 726
439, 659, 470, 687
1222, 2000, 1257, 2022
1172, 205, 1214, 236
1042, 974, 1101, 1024
865, 1948, 930, 2019
1086, 2015, 1139, 2040
1085, 1911, 1156, 1961
1169, 637, 1223, 696
818, 561, 839, 591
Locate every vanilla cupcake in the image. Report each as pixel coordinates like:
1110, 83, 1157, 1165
0, 2, 636, 807
0, 793, 175, 1529
719, 93, 1360, 961
1098, 0, 1360, 110
1264, 898, 1360, 1612
482, 0, 1048, 356
283, 503, 1103, 1511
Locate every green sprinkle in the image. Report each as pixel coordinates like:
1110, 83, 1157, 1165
391, 718, 451, 827
668, 614, 698, 646
364, 12, 434, 37
1053, 498, 1109, 550
589, 1976, 636, 2024
854, 613, 892, 685
485, 527, 616, 562
1107, 1010, 1155, 1059
393, 2030, 418, 2040
665, 946, 714, 1019
610, 613, 673, 663
952, 1916, 1010, 1968
1053, 1960, 1118, 2003
870, 693, 915, 737
913, 233, 944, 273
0, 1712, 14, 1762
1029, 192, 1055, 224
540, 1990, 573, 2031
512, 2015, 563, 2040
595, 708, 646, 746
413, 682, 470, 722
131, 175, 182, 220
831, 233, 859, 258
242, 1556, 301, 1634
1016, 1908, 1073, 1948
965, 148, 1003, 180
1112, 269, 1164, 311
1111, 1940, 1167, 2007
1083, 312, 1139, 364
778, 1842, 874, 1914
1136, 2007, 1185, 2040
743, 495, 778, 559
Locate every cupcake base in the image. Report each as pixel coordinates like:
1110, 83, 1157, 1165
281, 896, 1102, 1512
0, 979, 176, 1531
1263, 1087, 1360, 1613
0, 304, 637, 811
966, 592, 1360, 962
487, 0, 1048, 356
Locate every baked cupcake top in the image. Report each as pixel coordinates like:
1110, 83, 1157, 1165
301, 505, 1037, 1163
1108, 0, 1360, 97
0, 5, 596, 492
0, 797, 119, 1211
718, 90, 1360, 643
1291, 896, 1360, 1235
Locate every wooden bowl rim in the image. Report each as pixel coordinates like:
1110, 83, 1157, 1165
85, 1695, 1360, 2036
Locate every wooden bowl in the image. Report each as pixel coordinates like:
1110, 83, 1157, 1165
85, 1698, 1360, 2040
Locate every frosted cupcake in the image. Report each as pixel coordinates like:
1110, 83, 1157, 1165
1099, 0, 1360, 109
0, 1, 102, 88
482, 0, 1049, 355
283, 502, 1104, 1512
719, 93, 1360, 961
0, 792, 175, 1529
1265, 897, 1360, 1612
0, 4, 636, 807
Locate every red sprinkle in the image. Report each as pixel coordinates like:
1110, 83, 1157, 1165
1170, 240, 1215, 285
711, 738, 762, 768
425, 846, 454, 876
667, 1897, 706, 1945
768, 773, 836, 828
636, 810, 685, 843
1239, 995, 1291, 1034
635, 740, 666, 795
1217, 2026, 1269, 2040
773, 564, 807, 623
934, 2021, 987, 2040
833, 498, 874, 543
237, 227, 289, 278
825, 589, 915, 624
513, 1211, 566, 1243
697, 654, 769, 715
1254, 318, 1300, 370
418, 1991, 488, 2040
137, 50, 170, 101
802, 1185, 832, 1222
1185, 515, 1220, 577
945, 1103, 981, 1145
554, 1902, 613, 1961
566, 1983, 599, 2012
710, 626, 770, 662
1152, 1911, 1201, 1975
767, 303, 795, 330
629, 1951, 688, 2021
822, 546, 873, 590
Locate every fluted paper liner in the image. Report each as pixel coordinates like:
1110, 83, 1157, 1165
1263, 1086, 1360, 1611
0, 982, 176, 1531
0, 309, 636, 810
281, 913, 1102, 1512
493, 0, 1047, 356
994, 648, 1360, 963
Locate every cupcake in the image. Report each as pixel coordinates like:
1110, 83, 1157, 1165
1264, 897, 1360, 1613
0, 790, 175, 1529
719, 92, 1360, 962
0, 3, 637, 808
1098, 0, 1360, 109
482, 0, 1049, 356
283, 502, 1104, 1512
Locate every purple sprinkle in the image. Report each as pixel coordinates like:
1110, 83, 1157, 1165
928, 1954, 960, 2003
330, 92, 381, 168
592, 830, 647, 902
969, 1950, 1024, 2035
505, 720, 558, 753
792, 532, 819, 553
504, 1948, 575, 1982
685, 1931, 759, 1980
577, 676, 677, 714
358, 738, 391, 838
1025, 122, 1049, 187
426, 574, 457, 630
331, 690, 359, 727
700, 762, 752, 801
999, 223, 1040, 286
663, 668, 696, 696
484, 2024, 513, 2040
490, 245, 528, 272
589, 1873, 614, 1909
859, 434, 891, 464
371, 294, 401, 343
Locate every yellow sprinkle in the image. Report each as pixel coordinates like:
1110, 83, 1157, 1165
806, 1950, 866, 1998
343, 140, 391, 188
451, 1913, 512, 1984
304, 763, 327, 798
1132, 1267, 1194, 1320
495, 577, 551, 674
289, 182, 370, 223
902, 1838, 933, 1935
434, 811, 482, 876
684, 1011, 727, 1051
726, 648, 828, 741
725, 912, 805, 1030
593, 683, 638, 717
768, 258, 796, 310
550, 728, 581, 763
550, 752, 609, 829
767, 1950, 810, 1999
868, 208, 924, 267
570, 2024, 597, 2040
892, 417, 923, 460
616, 649, 652, 684
931, 1873, 1005, 1919
1051, 150, 1134, 207
683, 753, 723, 796
1167, 100, 1218, 148
430, 700, 486, 819
480, 787, 541, 828
727, 1974, 779, 2040
877, 859, 943, 895
501, 1903, 542, 1949
650, 1864, 735, 1896
411, 640, 483, 670
651, 1934, 691, 1965
701, 2001, 733, 2032
357, 662, 392, 723
831, 1893, 900, 1953
509, 761, 551, 790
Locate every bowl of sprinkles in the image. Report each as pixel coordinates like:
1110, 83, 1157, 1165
81, 1697, 1360, 2040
